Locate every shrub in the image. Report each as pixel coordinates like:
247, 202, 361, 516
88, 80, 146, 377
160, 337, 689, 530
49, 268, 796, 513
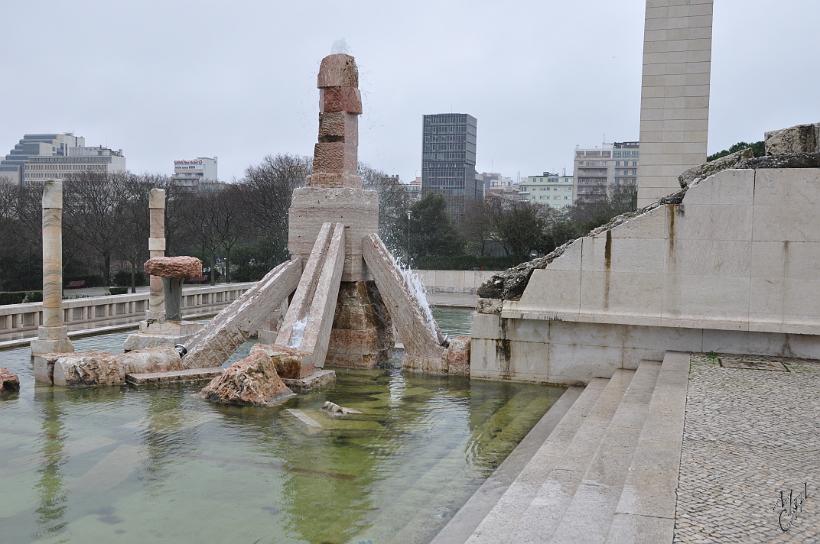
0, 292, 27, 305
25, 291, 43, 303
109, 287, 128, 295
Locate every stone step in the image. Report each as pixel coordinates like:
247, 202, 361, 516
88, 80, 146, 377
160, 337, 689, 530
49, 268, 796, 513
505, 369, 635, 544
549, 361, 662, 544
431, 387, 583, 544
125, 367, 224, 386
464, 378, 610, 544
605, 351, 690, 544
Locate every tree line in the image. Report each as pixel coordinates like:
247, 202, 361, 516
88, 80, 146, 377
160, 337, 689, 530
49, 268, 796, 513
0, 154, 636, 293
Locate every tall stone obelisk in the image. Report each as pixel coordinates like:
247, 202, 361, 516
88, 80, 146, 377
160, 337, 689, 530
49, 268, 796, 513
31, 180, 74, 356
636, 0, 713, 208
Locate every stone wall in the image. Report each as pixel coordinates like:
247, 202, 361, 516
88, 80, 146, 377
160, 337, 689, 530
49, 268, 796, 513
473, 168, 820, 384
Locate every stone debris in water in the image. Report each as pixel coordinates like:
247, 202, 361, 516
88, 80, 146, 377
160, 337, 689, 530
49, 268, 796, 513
321, 400, 362, 416
0, 368, 20, 393
442, 336, 471, 377
144, 256, 203, 279
200, 350, 293, 407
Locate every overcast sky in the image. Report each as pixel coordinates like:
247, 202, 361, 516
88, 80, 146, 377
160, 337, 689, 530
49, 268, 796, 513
1, 1, 818, 183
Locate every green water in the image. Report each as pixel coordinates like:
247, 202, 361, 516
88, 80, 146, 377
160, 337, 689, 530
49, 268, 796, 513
0, 308, 563, 544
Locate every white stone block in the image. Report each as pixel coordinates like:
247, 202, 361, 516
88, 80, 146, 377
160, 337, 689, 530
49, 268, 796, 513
684, 168, 754, 205
752, 169, 820, 242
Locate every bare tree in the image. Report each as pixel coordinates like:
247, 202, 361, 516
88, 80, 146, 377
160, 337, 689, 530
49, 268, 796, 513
239, 154, 310, 265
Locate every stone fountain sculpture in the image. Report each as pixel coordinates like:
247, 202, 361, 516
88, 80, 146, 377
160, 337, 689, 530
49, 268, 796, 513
190, 54, 465, 395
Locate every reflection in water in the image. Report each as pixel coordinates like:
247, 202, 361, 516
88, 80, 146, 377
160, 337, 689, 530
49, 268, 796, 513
143, 387, 186, 487
1, 308, 565, 544
35, 388, 68, 538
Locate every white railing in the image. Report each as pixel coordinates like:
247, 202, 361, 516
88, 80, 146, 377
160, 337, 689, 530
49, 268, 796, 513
0, 270, 501, 342
0, 283, 255, 341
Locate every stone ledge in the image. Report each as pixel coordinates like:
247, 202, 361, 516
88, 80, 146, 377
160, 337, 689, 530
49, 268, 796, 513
126, 367, 224, 387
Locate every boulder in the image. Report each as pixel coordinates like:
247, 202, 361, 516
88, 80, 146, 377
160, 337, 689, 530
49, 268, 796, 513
476, 298, 502, 315
200, 351, 293, 406
0, 368, 20, 393
144, 256, 203, 279
765, 123, 820, 155
443, 336, 471, 376
250, 344, 306, 379
678, 147, 754, 188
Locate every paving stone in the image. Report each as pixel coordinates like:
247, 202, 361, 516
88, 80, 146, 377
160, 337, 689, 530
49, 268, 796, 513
674, 353, 820, 543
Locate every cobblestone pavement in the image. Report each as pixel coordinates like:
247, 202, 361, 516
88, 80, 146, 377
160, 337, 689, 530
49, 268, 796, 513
674, 353, 820, 543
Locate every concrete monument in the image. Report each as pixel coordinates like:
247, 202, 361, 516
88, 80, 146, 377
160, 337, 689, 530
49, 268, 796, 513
636, 0, 714, 208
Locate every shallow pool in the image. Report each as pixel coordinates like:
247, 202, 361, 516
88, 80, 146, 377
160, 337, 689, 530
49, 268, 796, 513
0, 308, 563, 543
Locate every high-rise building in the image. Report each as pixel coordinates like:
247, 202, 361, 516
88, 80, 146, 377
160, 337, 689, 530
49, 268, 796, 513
573, 141, 640, 204
421, 113, 478, 224
519, 172, 573, 208
24, 145, 126, 185
612, 141, 640, 191
170, 157, 219, 191
574, 146, 613, 204
0, 133, 88, 185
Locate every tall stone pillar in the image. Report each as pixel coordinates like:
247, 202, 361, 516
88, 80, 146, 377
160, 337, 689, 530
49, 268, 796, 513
147, 188, 166, 322
31, 180, 74, 356
636, 0, 713, 208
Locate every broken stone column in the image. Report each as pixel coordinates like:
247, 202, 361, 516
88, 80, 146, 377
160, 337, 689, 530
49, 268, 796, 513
363, 233, 447, 373
182, 259, 302, 369
31, 180, 74, 356
124, 255, 204, 351
124, 191, 204, 351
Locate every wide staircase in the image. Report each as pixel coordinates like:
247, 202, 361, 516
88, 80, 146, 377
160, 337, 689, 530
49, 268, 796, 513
435, 351, 690, 544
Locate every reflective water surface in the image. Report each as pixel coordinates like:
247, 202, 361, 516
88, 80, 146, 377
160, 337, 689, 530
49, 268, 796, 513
0, 307, 563, 544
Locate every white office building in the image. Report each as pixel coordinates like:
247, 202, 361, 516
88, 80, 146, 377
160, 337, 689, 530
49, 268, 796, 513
171, 157, 219, 191
519, 172, 573, 208
23, 146, 126, 185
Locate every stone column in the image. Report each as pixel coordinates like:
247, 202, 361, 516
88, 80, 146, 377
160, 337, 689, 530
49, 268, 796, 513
31, 180, 74, 356
147, 188, 166, 322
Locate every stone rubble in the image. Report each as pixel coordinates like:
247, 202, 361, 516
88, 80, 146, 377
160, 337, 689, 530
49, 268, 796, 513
442, 336, 471, 376
764, 122, 820, 155
321, 400, 362, 416
144, 256, 203, 279
199, 350, 293, 407
0, 368, 20, 393
678, 147, 754, 188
